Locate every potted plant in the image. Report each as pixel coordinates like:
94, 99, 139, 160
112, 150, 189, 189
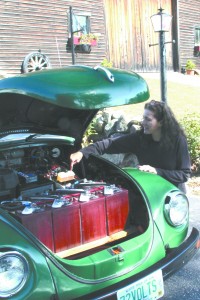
185, 60, 196, 75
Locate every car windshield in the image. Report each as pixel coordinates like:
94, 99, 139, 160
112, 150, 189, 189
0, 133, 75, 144
0, 133, 30, 141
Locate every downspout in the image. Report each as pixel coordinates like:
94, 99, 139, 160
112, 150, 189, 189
171, 0, 180, 72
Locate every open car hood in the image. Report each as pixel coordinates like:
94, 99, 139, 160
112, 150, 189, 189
0, 65, 149, 141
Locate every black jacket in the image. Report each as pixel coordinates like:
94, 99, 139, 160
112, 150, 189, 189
81, 131, 191, 193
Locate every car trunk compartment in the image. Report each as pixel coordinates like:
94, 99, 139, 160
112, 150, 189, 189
0, 144, 149, 260
12, 185, 132, 257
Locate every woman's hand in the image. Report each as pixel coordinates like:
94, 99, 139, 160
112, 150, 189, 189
70, 151, 83, 165
138, 165, 157, 174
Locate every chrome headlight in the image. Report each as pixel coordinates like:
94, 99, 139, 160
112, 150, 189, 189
164, 191, 189, 226
0, 251, 29, 298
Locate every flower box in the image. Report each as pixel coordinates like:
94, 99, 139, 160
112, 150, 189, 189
90, 39, 97, 46
73, 34, 98, 46
73, 36, 81, 45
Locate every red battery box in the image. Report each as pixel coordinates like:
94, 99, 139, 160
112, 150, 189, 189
52, 197, 81, 253
105, 188, 129, 235
80, 188, 107, 244
16, 208, 54, 252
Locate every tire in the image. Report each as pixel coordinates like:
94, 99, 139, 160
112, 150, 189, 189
21, 51, 51, 73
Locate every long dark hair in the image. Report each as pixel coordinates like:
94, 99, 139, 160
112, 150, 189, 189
142, 100, 185, 149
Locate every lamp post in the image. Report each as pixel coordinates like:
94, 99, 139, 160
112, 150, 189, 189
150, 8, 173, 103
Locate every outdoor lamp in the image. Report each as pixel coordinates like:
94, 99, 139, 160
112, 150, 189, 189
151, 8, 172, 32
150, 8, 173, 103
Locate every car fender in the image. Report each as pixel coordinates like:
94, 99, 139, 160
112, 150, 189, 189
123, 168, 189, 248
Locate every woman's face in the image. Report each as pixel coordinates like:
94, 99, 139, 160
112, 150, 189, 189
142, 109, 162, 137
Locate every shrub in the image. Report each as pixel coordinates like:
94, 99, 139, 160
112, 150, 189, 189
180, 113, 200, 173
82, 118, 98, 147
100, 58, 113, 68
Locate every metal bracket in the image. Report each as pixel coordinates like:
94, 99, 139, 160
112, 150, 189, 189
149, 40, 176, 47
94, 65, 114, 83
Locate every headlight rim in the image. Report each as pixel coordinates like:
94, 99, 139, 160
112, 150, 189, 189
164, 190, 189, 227
0, 251, 29, 298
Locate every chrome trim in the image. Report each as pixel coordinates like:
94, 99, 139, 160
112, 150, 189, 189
0, 251, 29, 298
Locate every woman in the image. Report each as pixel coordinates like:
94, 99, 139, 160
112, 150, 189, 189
70, 100, 191, 193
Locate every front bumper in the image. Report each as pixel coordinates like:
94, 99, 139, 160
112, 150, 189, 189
78, 227, 199, 300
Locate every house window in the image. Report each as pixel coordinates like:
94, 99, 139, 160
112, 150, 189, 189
71, 13, 91, 35
67, 12, 92, 54
195, 26, 200, 45
194, 26, 200, 57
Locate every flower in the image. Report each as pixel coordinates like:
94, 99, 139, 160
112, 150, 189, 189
79, 33, 100, 45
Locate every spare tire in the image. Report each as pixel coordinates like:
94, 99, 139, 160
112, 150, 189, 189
21, 51, 51, 73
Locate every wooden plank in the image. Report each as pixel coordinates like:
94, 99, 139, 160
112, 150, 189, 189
178, 0, 200, 69
103, 0, 173, 71
56, 230, 128, 258
0, 0, 106, 75
1, 1, 199, 78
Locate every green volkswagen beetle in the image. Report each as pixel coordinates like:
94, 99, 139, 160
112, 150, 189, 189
0, 66, 199, 299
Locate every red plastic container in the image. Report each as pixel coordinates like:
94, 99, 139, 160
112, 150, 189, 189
16, 208, 54, 251
52, 201, 81, 252
80, 193, 107, 244
105, 189, 129, 235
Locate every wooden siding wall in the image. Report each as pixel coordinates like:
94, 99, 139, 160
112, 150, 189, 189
0, 0, 106, 75
103, 0, 173, 71
179, 0, 200, 69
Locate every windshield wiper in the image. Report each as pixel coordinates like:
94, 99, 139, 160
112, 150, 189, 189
25, 134, 41, 142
